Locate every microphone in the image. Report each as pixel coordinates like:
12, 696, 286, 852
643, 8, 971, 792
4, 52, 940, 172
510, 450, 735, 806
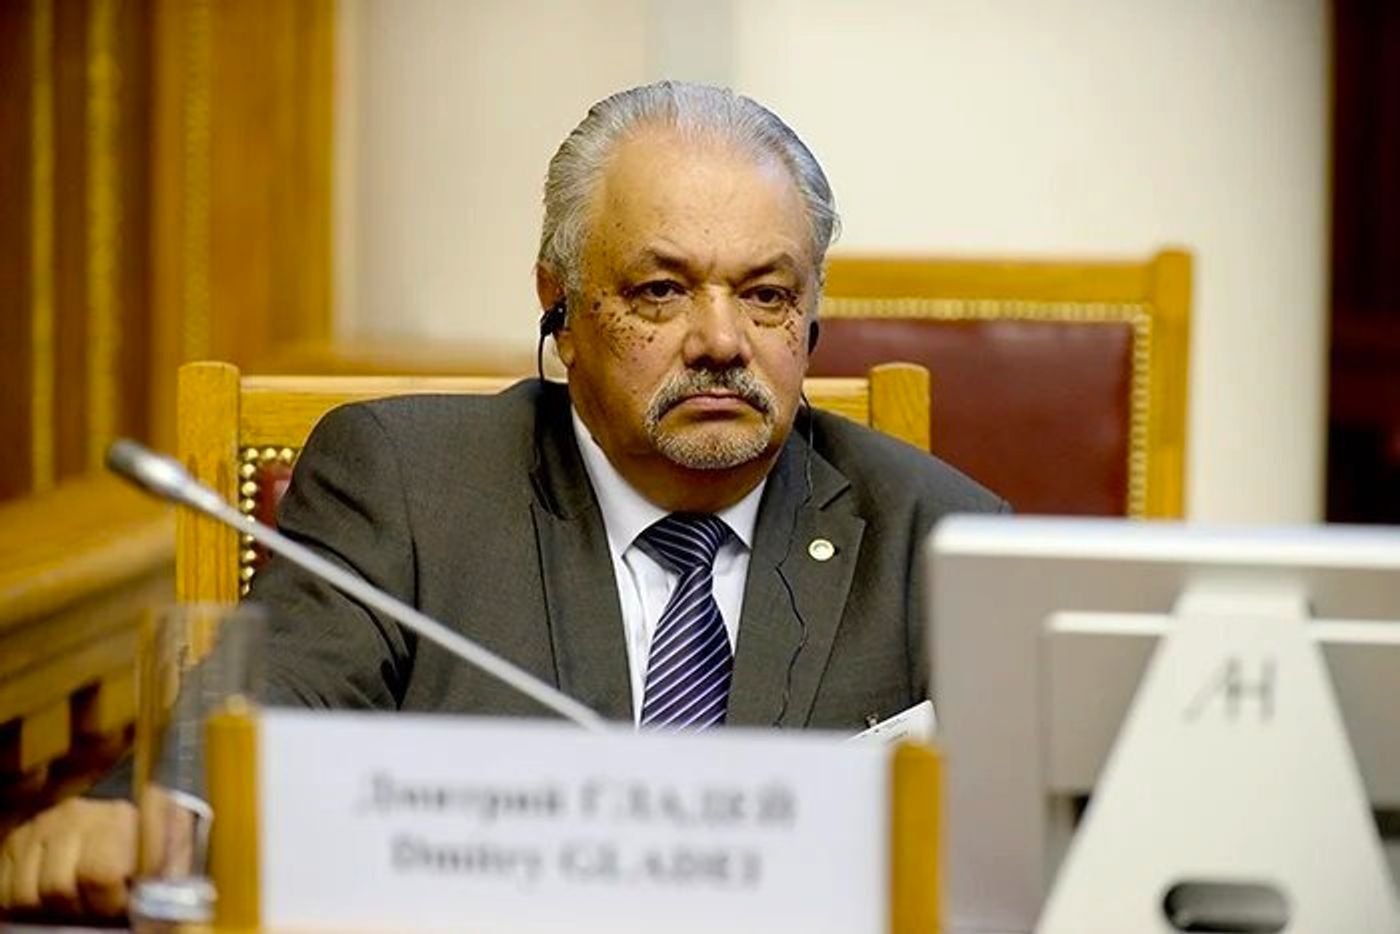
107, 439, 228, 516
106, 438, 609, 733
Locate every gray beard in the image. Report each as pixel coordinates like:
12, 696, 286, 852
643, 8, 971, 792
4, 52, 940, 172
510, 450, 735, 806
643, 368, 778, 470
652, 421, 774, 470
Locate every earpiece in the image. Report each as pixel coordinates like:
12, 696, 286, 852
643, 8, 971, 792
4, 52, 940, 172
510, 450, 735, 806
540, 300, 567, 339
536, 299, 567, 381
807, 320, 820, 353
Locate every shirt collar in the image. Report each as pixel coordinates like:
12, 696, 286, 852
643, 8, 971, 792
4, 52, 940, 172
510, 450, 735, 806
571, 407, 764, 560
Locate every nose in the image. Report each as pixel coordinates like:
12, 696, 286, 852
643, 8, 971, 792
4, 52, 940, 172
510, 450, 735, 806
683, 289, 751, 369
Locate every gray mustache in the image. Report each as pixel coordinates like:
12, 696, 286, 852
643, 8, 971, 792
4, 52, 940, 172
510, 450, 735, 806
647, 369, 776, 421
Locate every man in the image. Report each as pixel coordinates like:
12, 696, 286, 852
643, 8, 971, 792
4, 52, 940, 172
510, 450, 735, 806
0, 81, 1004, 918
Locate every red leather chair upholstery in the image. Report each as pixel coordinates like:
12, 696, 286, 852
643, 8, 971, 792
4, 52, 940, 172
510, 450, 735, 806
810, 250, 1191, 517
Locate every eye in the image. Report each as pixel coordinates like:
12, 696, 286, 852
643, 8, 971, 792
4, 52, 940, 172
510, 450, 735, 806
743, 285, 795, 309
635, 279, 686, 303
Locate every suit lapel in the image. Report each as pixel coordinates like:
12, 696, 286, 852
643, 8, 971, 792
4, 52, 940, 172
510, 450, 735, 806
529, 385, 633, 723
526, 384, 864, 728
728, 433, 864, 727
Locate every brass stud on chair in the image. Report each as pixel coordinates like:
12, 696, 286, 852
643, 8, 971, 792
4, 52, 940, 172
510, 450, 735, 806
234, 445, 301, 594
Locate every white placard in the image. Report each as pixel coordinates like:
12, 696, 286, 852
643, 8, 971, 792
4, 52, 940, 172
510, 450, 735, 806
851, 700, 936, 747
258, 711, 890, 933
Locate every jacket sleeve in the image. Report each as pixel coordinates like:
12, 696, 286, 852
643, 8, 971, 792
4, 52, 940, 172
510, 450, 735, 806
244, 403, 417, 710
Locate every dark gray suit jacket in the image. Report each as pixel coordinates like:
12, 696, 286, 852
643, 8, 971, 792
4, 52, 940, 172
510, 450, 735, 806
246, 378, 1005, 730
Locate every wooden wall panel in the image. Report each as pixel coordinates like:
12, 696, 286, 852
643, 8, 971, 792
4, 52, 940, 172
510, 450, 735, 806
28, 0, 55, 494
0, 1, 36, 501
208, 0, 277, 365
1, 0, 335, 501
294, 0, 336, 350
1, 0, 155, 497
83, 0, 120, 474
53, 0, 90, 483
148, 0, 334, 452
147, 0, 201, 452
115, 0, 153, 453
205, 0, 333, 365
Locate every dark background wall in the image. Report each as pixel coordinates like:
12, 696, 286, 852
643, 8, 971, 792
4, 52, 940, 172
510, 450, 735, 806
1328, 0, 1400, 524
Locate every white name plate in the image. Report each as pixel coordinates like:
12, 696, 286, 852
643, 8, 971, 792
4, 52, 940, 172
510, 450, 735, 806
258, 710, 891, 933
852, 700, 937, 747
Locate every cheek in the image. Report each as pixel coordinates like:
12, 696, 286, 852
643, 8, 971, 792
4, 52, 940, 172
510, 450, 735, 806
587, 298, 656, 363
759, 316, 807, 369
780, 316, 804, 354
755, 321, 808, 398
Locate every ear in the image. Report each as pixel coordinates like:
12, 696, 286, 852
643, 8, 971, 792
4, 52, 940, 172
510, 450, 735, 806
535, 263, 576, 367
535, 263, 564, 314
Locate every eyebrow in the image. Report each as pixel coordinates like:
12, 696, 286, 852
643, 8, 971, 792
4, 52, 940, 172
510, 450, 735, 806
627, 247, 804, 282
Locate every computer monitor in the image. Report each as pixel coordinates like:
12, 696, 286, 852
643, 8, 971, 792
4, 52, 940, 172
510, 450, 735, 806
927, 515, 1400, 933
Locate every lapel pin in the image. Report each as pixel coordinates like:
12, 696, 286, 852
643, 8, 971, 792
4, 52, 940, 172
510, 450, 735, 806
807, 538, 836, 562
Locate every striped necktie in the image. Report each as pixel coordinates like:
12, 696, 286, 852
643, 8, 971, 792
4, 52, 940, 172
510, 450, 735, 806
637, 513, 733, 729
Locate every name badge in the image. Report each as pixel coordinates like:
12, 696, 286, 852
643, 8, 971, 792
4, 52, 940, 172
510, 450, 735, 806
254, 710, 892, 933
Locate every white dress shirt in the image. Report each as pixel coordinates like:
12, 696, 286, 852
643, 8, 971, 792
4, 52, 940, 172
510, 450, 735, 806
571, 409, 765, 724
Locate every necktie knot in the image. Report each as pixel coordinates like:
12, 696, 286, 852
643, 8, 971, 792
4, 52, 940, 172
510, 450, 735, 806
639, 513, 729, 575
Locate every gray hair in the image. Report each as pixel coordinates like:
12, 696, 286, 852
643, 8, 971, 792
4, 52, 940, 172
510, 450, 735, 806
538, 81, 840, 294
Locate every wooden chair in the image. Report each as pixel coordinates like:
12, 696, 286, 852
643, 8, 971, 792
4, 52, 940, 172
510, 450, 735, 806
176, 360, 932, 604
811, 249, 1191, 518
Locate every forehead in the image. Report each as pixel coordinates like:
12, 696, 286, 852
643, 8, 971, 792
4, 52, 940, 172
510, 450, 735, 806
584, 125, 813, 270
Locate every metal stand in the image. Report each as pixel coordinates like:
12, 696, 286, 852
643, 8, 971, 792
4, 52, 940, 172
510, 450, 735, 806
1039, 586, 1400, 933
